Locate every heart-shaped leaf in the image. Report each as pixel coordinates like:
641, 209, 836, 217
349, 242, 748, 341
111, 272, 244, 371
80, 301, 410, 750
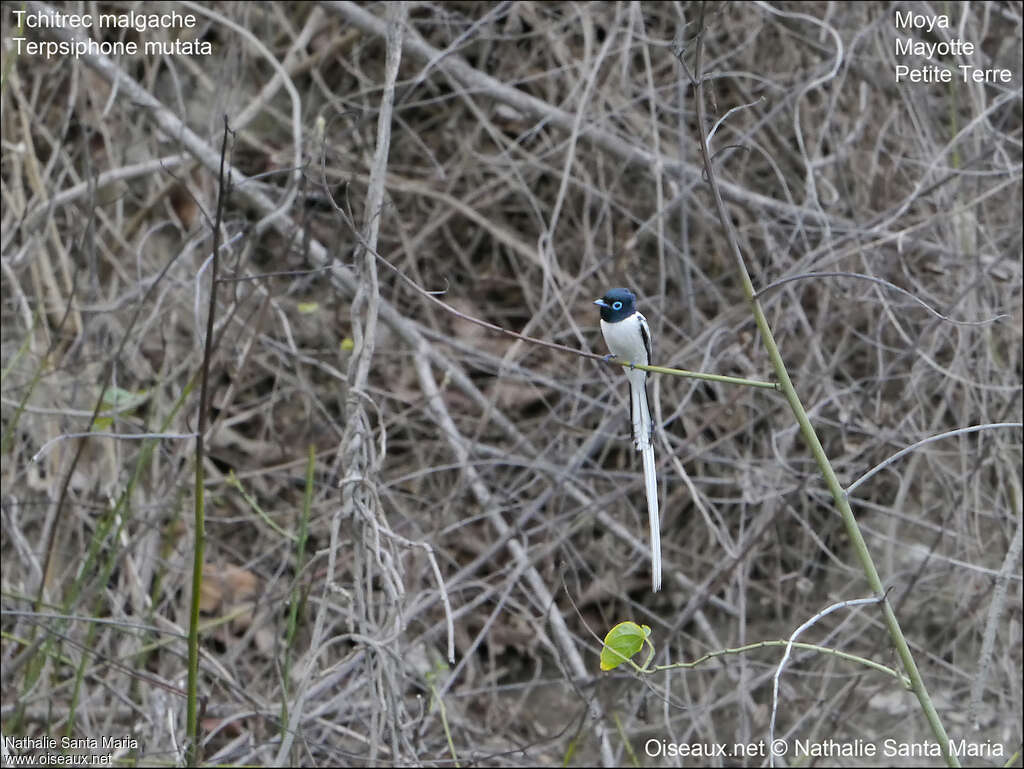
600, 621, 651, 671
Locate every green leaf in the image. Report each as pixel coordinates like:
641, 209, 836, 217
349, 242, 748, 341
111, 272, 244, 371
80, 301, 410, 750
100, 386, 147, 412
600, 621, 651, 671
297, 301, 319, 314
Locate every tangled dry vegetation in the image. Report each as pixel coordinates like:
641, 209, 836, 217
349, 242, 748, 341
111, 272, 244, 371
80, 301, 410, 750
2, 2, 1021, 766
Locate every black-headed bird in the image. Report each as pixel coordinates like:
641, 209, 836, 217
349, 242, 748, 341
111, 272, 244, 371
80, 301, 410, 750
594, 288, 661, 592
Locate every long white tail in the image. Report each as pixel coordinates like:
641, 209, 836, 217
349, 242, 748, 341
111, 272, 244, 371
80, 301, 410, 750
629, 371, 661, 592
641, 442, 661, 592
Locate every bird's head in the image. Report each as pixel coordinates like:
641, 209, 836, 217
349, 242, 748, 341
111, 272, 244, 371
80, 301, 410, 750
593, 287, 637, 322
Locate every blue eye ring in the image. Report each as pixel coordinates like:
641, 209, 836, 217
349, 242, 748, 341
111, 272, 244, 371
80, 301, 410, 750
612, 301, 623, 310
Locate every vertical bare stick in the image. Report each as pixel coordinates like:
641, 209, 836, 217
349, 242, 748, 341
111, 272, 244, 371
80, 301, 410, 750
187, 117, 231, 765
277, 3, 408, 764
343, 4, 406, 761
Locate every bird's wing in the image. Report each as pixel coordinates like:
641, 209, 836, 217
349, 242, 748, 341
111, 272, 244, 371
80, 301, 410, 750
637, 312, 652, 366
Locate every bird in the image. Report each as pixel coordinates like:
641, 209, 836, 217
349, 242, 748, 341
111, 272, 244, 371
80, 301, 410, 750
593, 288, 661, 592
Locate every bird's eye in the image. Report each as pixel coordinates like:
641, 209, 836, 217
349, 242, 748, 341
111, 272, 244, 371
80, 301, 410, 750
612, 301, 623, 310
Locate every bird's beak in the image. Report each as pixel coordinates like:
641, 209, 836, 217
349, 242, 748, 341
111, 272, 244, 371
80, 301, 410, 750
593, 298, 608, 308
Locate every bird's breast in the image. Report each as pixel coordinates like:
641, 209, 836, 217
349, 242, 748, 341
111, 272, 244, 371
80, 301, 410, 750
600, 315, 650, 366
